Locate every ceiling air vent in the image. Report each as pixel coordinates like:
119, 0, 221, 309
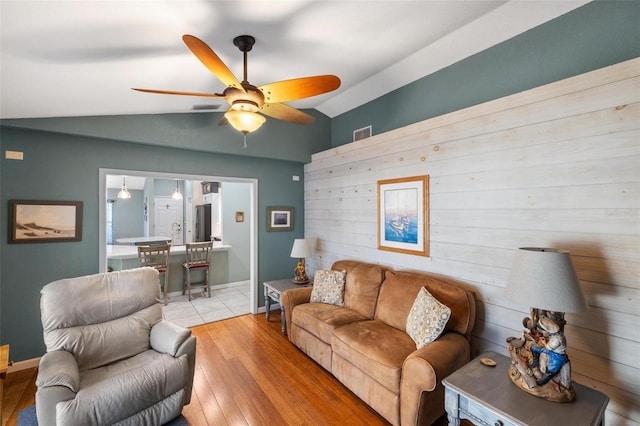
353, 125, 372, 142
192, 104, 222, 111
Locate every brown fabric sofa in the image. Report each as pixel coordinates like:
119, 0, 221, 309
281, 260, 476, 426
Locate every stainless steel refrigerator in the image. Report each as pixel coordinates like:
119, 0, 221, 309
195, 204, 211, 242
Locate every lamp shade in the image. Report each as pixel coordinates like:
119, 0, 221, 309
505, 247, 587, 313
290, 239, 311, 258
224, 110, 266, 134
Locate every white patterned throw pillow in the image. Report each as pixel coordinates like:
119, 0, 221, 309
406, 287, 451, 349
310, 270, 347, 307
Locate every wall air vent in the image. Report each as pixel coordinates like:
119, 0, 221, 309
353, 125, 372, 142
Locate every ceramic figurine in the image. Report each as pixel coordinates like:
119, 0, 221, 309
506, 309, 575, 402
293, 259, 309, 284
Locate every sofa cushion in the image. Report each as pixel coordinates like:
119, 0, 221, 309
311, 270, 347, 306
292, 303, 368, 344
332, 320, 417, 393
332, 260, 386, 319
406, 287, 451, 349
375, 270, 474, 337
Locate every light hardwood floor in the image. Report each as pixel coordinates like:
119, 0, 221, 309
2, 312, 451, 425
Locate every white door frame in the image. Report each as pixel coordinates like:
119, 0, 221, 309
99, 168, 259, 314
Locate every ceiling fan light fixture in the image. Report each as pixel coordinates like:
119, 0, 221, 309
230, 99, 259, 113
224, 110, 266, 134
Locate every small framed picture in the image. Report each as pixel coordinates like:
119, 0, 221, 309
235, 211, 245, 222
266, 206, 294, 232
8, 200, 83, 243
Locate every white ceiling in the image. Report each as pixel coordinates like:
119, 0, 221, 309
0, 1, 589, 120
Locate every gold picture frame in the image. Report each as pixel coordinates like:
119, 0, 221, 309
377, 176, 429, 256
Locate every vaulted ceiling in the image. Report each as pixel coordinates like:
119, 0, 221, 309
0, 1, 589, 120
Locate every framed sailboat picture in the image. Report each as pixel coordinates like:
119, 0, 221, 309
377, 176, 429, 256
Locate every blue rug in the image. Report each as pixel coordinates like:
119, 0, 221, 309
18, 405, 189, 425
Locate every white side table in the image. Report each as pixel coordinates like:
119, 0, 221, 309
263, 279, 312, 334
443, 351, 608, 426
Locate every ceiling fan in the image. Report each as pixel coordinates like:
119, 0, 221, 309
133, 34, 341, 145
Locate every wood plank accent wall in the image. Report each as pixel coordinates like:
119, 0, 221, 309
304, 58, 639, 425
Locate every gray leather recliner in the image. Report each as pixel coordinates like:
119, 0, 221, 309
36, 267, 196, 425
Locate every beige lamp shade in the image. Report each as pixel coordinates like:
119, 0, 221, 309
290, 239, 311, 258
505, 247, 587, 313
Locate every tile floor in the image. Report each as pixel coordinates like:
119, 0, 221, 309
161, 283, 252, 328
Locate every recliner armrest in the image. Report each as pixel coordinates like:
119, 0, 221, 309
36, 350, 79, 426
36, 350, 79, 392
400, 332, 471, 426
150, 319, 192, 356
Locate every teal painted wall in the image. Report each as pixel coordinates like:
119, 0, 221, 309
0, 126, 310, 360
2, 109, 332, 164
331, 0, 640, 146
221, 182, 252, 283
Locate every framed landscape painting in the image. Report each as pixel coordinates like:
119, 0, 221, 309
377, 175, 429, 256
266, 206, 294, 232
8, 200, 83, 243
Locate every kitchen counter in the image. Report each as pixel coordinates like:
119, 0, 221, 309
107, 241, 230, 259
107, 242, 231, 293
115, 236, 172, 245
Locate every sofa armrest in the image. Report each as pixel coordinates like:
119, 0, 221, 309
150, 320, 192, 357
36, 350, 79, 426
400, 332, 471, 426
280, 287, 313, 339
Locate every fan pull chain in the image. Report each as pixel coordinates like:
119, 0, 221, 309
243, 134, 247, 149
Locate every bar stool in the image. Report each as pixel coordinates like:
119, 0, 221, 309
138, 244, 171, 305
183, 242, 213, 301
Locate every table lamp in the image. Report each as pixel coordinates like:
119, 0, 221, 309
504, 247, 588, 402
290, 239, 311, 284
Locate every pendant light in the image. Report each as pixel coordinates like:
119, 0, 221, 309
172, 180, 183, 200
117, 176, 131, 199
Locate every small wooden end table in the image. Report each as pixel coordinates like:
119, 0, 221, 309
264, 279, 312, 334
442, 351, 608, 426
1, 344, 10, 409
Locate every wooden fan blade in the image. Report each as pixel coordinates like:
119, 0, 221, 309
260, 103, 315, 125
259, 75, 340, 103
182, 34, 244, 91
132, 88, 225, 98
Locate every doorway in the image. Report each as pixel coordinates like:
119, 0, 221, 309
154, 196, 184, 245
99, 168, 258, 315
